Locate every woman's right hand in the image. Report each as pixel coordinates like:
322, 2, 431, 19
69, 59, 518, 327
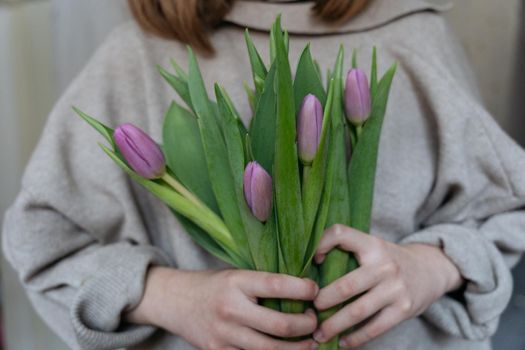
126, 266, 319, 350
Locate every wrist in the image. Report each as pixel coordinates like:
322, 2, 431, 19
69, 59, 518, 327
125, 265, 172, 326
406, 243, 463, 294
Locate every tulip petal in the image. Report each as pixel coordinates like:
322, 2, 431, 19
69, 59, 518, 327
345, 68, 371, 125
243, 161, 272, 222
298, 94, 323, 163
114, 123, 165, 179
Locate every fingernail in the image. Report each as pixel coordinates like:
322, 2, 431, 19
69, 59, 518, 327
339, 339, 348, 348
313, 330, 325, 342
306, 308, 316, 316
310, 341, 319, 350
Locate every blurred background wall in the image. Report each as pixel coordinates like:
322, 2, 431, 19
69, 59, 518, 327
0, 0, 524, 349
0, 2, 59, 347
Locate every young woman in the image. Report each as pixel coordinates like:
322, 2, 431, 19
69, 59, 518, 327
3, 0, 525, 349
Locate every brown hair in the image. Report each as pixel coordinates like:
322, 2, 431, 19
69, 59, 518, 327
128, 0, 371, 54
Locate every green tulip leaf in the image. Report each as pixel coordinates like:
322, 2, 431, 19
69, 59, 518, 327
348, 62, 397, 233
187, 47, 254, 266
245, 29, 268, 96
269, 22, 277, 64
173, 210, 249, 269
370, 47, 378, 98
250, 64, 277, 173
157, 65, 192, 109
215, 84, 277, 272
294, 44, 327, 109
170, 58, 188, 81
317, 56, 353, 343
163, 101, 220, 215
273, 17, 305, 276
215, 85, 246, 175
73, 107, 115, 149
243, 81, 257, 113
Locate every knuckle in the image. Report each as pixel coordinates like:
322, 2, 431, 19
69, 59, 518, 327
389, 281, 406, 298
399, 298, 414, 314
363, 238, 387, 263
333, 224, 345, 237
273, 317, 293, 336
216, 301, 236, 320
265, 275, 284, 295
349, 303, 367, 320
382, 261, 400, 276
222, 270, 240, 287
335, 278, 355, 298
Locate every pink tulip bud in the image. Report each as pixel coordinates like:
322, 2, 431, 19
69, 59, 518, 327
297, 94, 323, 164
344, 68, 371, 125
243, 161, 273, 222
114, 123, 166, 179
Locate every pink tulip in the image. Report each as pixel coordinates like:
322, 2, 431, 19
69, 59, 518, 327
114, 123, 166, 179
297, 94, 323, 164
344, 68, 371, 125
243, 161, 273, 221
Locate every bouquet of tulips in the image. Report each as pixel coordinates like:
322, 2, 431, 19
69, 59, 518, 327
75, 17, 396, 348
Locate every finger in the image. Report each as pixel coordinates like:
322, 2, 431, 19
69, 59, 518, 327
339, 305, 402, 349
240, 271, 318, 300
237, 306, 317, 338
314, 286, 394, 343
315, 264, 387, 310
231, 327, 317, 350
315, 225, 374, 263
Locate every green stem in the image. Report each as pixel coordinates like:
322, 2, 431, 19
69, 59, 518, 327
281, 299, 306, 314
302, 164, 311, 195
318, 305, 341, 350
318, 336, 340, 350
261, 298, 281, 311
185, 201, 238, 254
162, 173, 205, 209
355, 124, 363, 139
319, 248, 350, 350
161, 173, 239, 257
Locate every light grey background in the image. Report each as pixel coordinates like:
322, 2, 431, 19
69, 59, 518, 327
0, 0, 524, 349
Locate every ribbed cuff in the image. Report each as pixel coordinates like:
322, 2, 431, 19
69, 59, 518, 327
400, 223, 512, 340
71, 243, 170, 350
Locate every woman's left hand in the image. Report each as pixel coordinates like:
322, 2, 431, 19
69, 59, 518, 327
313, 224, 463, 349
